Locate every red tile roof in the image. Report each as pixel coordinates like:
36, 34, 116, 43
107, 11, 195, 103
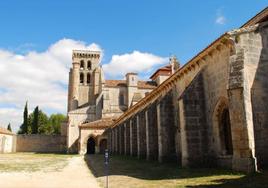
0, 127, 15, 135
105, 80, 126, 87
79, 118, 115, 129
150, 65, 172, 80
137, 81, 157, 89
105, 80, 156, 89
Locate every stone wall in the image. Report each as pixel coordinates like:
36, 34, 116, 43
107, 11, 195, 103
243, 22, 268, 168
138, 110, 146, 158
180, 73, 208, 167
125, 121, 130, 155
16, 135, 66, 153
131, 116, 138, 156
147, 103, 158, 160
158, 91, 176, 162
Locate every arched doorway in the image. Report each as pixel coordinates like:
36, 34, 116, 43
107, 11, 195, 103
99, 139, 107, 154
219, 108, 233, 155
87, 137, 95, 154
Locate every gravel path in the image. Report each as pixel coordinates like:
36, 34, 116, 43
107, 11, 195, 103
0, 156, 100, 188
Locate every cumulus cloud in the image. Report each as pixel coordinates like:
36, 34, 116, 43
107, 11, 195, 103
215, 8, 226, 25
0, 39, 102, 132
103, 51, 168, 78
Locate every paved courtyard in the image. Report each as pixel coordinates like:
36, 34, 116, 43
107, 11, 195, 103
0, 153, 100, 188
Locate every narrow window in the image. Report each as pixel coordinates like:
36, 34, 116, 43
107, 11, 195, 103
87, 73, 91, 84
80, 73, 84, 84
87, 61, 92, 69
80, 60, 84, 69
119, 94, 124, 105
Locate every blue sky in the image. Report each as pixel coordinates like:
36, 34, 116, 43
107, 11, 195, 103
0, 1, 267, 64
0, 1, 267, 131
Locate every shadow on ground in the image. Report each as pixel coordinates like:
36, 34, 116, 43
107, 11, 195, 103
84, 154, 268, 187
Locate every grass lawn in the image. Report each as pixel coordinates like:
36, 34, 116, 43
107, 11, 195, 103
84, 154, 268, 188
0, 153, 75, 172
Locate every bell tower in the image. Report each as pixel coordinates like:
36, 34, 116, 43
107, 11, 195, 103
68, 50, 101, 111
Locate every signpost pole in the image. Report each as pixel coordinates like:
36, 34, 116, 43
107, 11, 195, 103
104, 149, 109, 188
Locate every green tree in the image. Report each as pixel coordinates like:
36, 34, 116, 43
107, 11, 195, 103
19, 105, 66, 135
31, 106, 39, 134
18, 101, 28, 134
7, 123, 12, 132
49, 114, 66, 134
37, 110, 50, 134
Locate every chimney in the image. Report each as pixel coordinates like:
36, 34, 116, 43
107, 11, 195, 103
126, 72, 138, 87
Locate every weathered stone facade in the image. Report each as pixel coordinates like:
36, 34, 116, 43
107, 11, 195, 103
107, 8, 268, 173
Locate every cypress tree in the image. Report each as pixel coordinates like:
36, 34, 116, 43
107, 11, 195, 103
32, 106, 39, 134
7, 123, 12, 132
19, 101, 28, 134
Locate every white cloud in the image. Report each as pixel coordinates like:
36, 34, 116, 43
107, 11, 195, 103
216, 16, 226, 25
0, 40, 167, 132
0, 108, 21, 131
103, 50, 168, 78
0, 39, 102, 132
215, 8, 226, 25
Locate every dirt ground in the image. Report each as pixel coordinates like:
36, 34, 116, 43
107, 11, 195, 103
0, 153, 100, 188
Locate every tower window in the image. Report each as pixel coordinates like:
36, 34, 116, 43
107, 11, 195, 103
80, 60, 84, 69
87, 73, 91, 84
87, 61, 92, 69
80, 73, 84, 84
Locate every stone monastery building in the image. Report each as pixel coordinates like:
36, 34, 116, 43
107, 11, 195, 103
66, 50, 178, 154
66, 7, 268, 173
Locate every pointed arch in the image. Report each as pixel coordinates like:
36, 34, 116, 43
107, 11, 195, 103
212, 97, 233, 156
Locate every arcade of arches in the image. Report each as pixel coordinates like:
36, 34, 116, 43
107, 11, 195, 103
86, 137, 107, 154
